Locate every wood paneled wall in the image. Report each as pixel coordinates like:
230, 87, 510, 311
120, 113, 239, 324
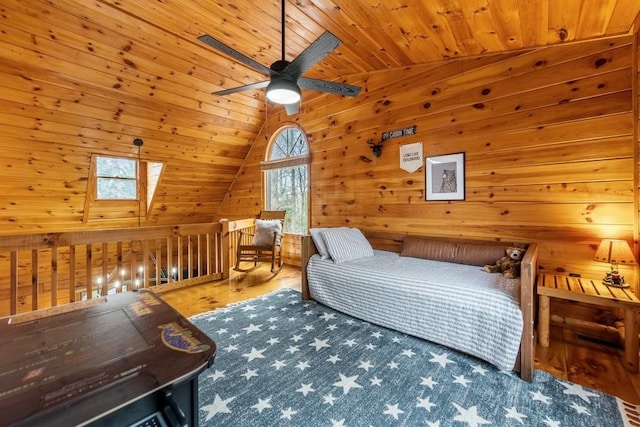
218, 35, 638, 284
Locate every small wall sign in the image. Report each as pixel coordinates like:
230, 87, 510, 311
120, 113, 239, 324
400, 142, 423, 173
382, 125, 417, 141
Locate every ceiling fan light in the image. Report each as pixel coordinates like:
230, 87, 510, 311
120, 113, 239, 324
266, 76, 301, 104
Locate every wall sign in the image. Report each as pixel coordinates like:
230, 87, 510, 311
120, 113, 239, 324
382, 125, 417, 141
399, 142, 423, 173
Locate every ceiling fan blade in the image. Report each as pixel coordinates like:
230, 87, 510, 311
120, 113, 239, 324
284, 103, 299, 115
198, 34, 272, 76
283, 31, 341, 79
214, 80, 269, 96
298, 77, 361, 97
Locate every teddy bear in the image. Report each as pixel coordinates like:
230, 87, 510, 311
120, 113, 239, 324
483, 247, 525, 279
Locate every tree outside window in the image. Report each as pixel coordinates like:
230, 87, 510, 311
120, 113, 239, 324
264, 126, 309, 234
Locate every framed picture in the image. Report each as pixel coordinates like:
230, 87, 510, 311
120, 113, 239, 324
425, 152, 465, 201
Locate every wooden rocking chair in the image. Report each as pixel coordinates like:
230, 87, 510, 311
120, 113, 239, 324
234, 210, 286, 273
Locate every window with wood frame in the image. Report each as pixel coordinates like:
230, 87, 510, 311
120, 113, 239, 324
83, 154, 164, 223
262, 125, 309, 234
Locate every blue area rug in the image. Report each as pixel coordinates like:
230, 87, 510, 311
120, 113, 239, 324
191, 289, 637, 426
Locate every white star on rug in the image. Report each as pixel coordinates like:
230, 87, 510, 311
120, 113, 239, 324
358, 360, 374, 371
370, 376, 382, 386
416, 396, 436, 412
297, 383, 315, 396
530, 390, 552, 405
240, 304, 255, 312
452, 403, 490, 427
542, 416, 560, 427
222, 316, 233, 323
326, 324, 338, 331
570, 401, 590, 415
291, 334, 303, 342
296, 360, 311, 371
333, 373, 363, 395
330, 419, 346, 427
208, 369, 226, 381
429, 352, 456, 368
271, 360, 286, 370
471, 365, 487, 375
453, 374, 471, 387
401, 348, 416, 358
303, 325, 315, 331
371, 331, 382, 338
280, 407, 297, 420
266, 316, 278, 322
201, 394, 235, 421
223, 344, 238, 353
343, 339, 357, 347
365, 343, 377, 350
559, 381, 599, 403
392, 337, 403, 343
387, 361, 399, 369
266, 337, 280, 345
251, 398, 272, 413
327, 354, 342, 364
323, 393, 338, 405
215, 327, 228, 334
310, 337, 331, 351
504, 406, 527, 424
242, 347, 266, 362
320, 312, 337, 321
242, 323, 262, 334
241, 368, 258, 380
285, 345, 300, 354
420, 376, 437, 389
426, 421, 441, 427
383, 403, 405, 420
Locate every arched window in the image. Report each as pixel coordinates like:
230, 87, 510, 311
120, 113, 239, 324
262, 125, 309, 234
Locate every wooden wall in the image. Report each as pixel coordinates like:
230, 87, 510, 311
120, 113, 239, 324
218, 35, 638, 285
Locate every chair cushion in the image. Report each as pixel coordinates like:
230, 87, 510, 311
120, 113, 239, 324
252, 219, 282, 246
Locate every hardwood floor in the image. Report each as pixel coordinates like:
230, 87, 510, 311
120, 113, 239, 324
160, 264, 640, 404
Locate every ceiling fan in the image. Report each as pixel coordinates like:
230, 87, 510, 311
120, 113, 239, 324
198, 0, 361, 115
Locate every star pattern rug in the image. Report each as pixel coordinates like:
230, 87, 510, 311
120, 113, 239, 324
190, 288, 638, 426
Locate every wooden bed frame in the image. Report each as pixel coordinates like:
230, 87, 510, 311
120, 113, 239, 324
301, 230, 539, 382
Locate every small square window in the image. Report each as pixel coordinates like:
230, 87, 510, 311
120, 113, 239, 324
96, 157, 137, 200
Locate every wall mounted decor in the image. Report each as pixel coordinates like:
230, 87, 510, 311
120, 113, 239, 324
367, 139, 384, 157
400, 142, 423, 173
425, 152, 465, 201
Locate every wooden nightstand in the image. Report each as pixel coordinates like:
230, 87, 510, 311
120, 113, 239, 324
537, 273, 640, 372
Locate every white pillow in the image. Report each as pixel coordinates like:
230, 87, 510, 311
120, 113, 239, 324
252, 219, 282, 246
310, 227, 339, 259
320, 228, 374, 263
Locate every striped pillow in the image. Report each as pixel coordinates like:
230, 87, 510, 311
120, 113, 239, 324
320, 228, 374, 263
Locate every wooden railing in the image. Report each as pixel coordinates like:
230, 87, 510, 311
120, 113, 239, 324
0, 218, 263, 317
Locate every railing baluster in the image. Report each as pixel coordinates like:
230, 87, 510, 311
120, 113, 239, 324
167, 236, 174, 282
51, 245, 58, 307
143, 240, 150, 288
101, 242, 108, 296
116, 242, 123, 292
155, 239, 161, 286
177, 237, 183, 281
32, 249, 38, 311
86, 244, 92, 299
69, 245, 76, 302
11, 251, 18, 315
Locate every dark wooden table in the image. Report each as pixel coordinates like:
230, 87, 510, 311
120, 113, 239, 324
0, 290, 216, 427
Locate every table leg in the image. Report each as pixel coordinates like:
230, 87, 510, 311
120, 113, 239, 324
538, 295, 550, 347
624, 308, 639, 373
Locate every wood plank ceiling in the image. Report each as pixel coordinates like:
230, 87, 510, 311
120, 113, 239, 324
0, 0, 639, 230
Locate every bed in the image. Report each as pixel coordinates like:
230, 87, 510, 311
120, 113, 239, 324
301, 228, 538, 381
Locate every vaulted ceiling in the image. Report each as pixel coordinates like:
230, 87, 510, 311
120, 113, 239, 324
1, 0, 639, 229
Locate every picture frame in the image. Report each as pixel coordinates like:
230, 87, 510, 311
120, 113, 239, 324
425, 152, 465, 201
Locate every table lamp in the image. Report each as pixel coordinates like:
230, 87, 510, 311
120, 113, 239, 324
594, 239, 636, 288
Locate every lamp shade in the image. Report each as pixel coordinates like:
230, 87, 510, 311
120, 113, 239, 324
594, 239, 636, 265
266, 75, 301, 104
